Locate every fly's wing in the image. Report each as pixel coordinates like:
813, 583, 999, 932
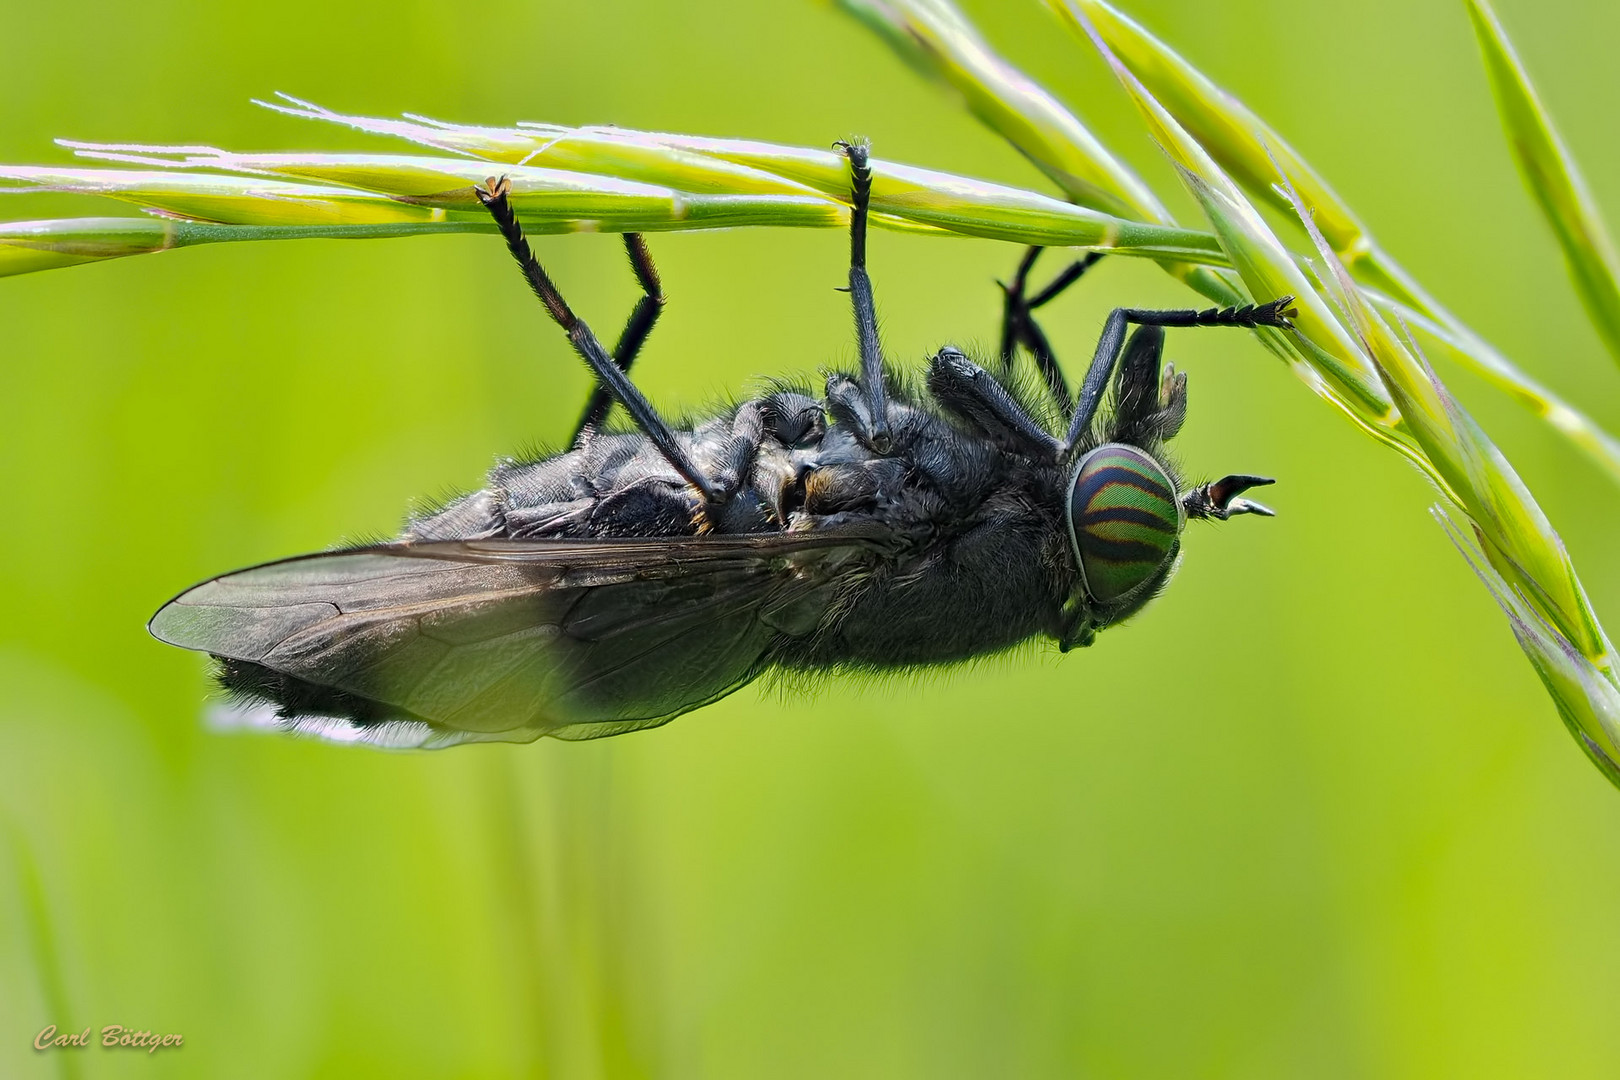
150, 530, 886, 748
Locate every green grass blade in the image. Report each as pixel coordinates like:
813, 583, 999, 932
1466, 0, 1620, 368
0, 217, 493, 277
833, 0, 1620, 492
830, 0, 1251, 327
0, 217, 188, 274
65, 151, 692, 212
0, 130, 1236, 276
1060, 0, 1620, 784
1045, 0, 1620, 491
830, 0, 1165, 221
187, 106, 1189, 246
1059, 11, 1392, 420
1050, 0, 1363, 251
1295, 184, 1605, 663
1438, 508, 1620, 784
248, 95, 830, 197
1369, 293, 1620, 481
0, 166, 447, 225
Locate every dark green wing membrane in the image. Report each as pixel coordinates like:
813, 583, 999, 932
150, 531, 886, 747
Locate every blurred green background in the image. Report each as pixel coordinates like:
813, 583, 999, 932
5, 0, 1620, 1075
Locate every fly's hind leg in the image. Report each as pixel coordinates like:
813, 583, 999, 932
475, 177, 731, 508
998, 246, 1105, 413
572, 232, 666, 446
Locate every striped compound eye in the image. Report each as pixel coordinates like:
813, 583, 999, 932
1065, 443, 1185, 605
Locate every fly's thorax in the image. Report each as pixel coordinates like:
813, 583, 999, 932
1064, 442, 1184, 619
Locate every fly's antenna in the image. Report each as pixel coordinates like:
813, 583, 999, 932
1182, 474, 1277, 520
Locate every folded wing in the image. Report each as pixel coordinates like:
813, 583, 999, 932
150, 531, 885, 747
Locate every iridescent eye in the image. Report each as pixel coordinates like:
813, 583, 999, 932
1065, 444, 1184, 604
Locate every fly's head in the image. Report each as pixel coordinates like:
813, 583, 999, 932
1059, 325, 1275, 650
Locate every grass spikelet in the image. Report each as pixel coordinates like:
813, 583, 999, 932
1058, 0, 1620, 777
1043, 0, 1620, 489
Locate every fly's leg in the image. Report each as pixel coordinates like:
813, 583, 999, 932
475, 177, 728, 506
572, 232, 666, 446
1061, 298, 1298, 453
926, 347, 1062, 462
698, 401, 770, 533
999, 246, 1105, 413
928, 280, 1292, 464
829, 139, 893, 454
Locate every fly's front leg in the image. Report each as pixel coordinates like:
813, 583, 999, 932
1061, 297, 1298, 453
475, 177, 726, 507
998, 246, 1105, 413
926, 347, 1061, 462
833, 139, 892, 454
572, 232, 666, 446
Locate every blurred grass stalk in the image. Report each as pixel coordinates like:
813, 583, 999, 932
840, 0, 1620, 784
1465, 0, 1620, 370
1, 1, 1617, 787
